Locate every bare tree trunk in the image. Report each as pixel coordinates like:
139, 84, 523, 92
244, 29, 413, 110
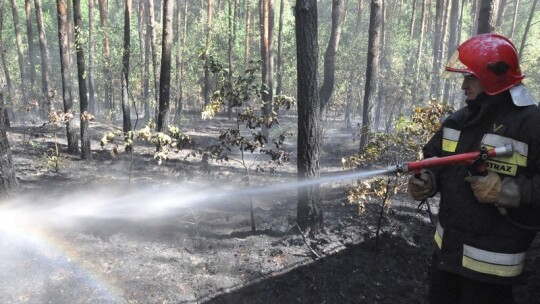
10, 0, 27, 117
34, 0, 51, 119
147, 0, 160, 114
157, 0, 173, 132
477, 0, 499, 34
227, 0, 234, 118
73, 0, 91, 160
88, 0, 96, 115
121, 0, 132, 135
244, 0, 251, 69
344, 70, 354, 129
174, 0, 188, 123
203, 0, 212, 106
319, 0, 345, 112
374, 0, 386, 131
259, 0, 274, 137
495, 0, 506, 29
0, 84, 18, 198
458, 0, 465, 47
412, 0, 427, 102
359, 0, 382, 151
0, 0, 12, 126
24, 0, 36, 96
471, 0, 479, 35
356, 0, 364, 27
98, 0, 113, 114
518, 0, 538, 60
275, 0, 285, 96
443, 0, 459, 103
409, 0, 417, 37
295, 0, 323, 234
57, 0, 79, 154
139, 0, 150, 120
430, 0, 444, 100
510, 0, 519, 39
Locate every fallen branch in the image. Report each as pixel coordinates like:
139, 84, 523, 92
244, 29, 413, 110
295, 222, 322, 260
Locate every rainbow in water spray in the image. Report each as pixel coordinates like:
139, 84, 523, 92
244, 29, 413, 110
0, 168, 390, 301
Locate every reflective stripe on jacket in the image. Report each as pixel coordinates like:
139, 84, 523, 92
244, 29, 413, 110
423, 91, 540, 284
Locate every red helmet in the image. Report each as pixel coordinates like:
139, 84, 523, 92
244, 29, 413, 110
445, 33, 525, 95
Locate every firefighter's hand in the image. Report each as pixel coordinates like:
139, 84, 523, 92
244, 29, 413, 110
498, 178, 520, 208
465, 170, 502, 204
408, 171, 436, 201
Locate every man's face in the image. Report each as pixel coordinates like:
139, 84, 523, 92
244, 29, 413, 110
461, 74, 485, 100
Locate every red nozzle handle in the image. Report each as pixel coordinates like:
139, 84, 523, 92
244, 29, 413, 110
402, 145, 513, 174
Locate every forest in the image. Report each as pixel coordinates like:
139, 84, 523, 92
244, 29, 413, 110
0, 0, 539, 303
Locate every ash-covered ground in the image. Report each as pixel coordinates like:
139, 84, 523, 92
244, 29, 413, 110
1, 116, 539, 304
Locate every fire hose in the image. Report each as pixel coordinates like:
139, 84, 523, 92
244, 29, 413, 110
385, 144, 514, 175
386, 145, 514, 217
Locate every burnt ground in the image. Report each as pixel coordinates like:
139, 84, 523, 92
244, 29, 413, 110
1, 115, 539, 304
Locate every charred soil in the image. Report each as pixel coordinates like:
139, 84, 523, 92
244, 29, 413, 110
1, 116, 539, 304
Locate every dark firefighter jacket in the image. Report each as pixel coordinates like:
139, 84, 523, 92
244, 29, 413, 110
423, 90, 540, 284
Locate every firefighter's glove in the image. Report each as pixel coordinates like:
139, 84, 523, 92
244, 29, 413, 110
465, 170, 501, 203
465, 171, 520, 207
497, 177, 520, 208
408, 171, 436, 201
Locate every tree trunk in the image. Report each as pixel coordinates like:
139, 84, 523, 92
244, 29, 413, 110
443, 0, 459, 103
510, 0, 519, 39
35, 0, 52, 116
374, 0, 386, 131
227, 0, 234, 119
471, 0, 479, 35
344, 70, 354, 129
457, 0, 465, 49
234, 0, 240, 36
121, 0, 132, 134
259, 0, 274, 137
295, 0, 323, 234
147, 0, 160, 114
359, 0, 382, 151
409, 0, 417, 37
73, 0, 91, 160
203, 0, 213, 106
10, 0, 27, 117
356, 0, 364, 27
518, 0, 538, 60
88, 0, 96, 115
98, 0, 113, 114
174, 0, 188, 124
319, 0, 345, 112
0, 0, 12, 127
140, 0, 150, 120
157, 0, 173, 132
495, 0, 506, 29
244, 0, 251, 69
477, 0, 498, 34
57, 0, 79, 154
275, 0, 285, 96
24, 0, 36, 96
0, 86, 18, 198
412, 0, 427, 102
430, 0, 444, 100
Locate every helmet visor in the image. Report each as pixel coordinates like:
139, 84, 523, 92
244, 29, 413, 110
441, 50, 470, 79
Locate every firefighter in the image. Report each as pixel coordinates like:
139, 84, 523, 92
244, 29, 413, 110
408, 33, 539, 304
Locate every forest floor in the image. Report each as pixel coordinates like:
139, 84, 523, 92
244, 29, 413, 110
1, 114, 539, 304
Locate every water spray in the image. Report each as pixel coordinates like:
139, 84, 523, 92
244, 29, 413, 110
0, 145, 514, 224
